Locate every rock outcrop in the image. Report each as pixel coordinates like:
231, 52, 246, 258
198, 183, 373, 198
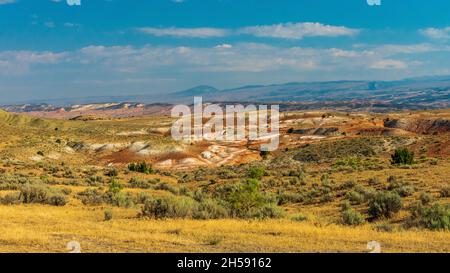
384, 118, 450, 134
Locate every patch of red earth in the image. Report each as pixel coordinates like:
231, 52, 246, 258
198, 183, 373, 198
98, 150, 138, 166
408, 136, 450, 157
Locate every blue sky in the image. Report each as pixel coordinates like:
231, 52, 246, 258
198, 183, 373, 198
1, 0, 450, 103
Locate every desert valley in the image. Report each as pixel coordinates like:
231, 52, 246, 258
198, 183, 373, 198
0, 99, 449, 252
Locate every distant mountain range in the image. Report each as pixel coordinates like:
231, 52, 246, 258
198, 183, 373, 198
173, 76, 450, 107
2, 76, 450, 112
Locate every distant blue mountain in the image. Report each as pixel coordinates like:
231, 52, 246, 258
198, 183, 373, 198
4, 76, 450, 109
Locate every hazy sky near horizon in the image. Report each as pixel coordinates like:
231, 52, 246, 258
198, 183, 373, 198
1, 0, 450, 103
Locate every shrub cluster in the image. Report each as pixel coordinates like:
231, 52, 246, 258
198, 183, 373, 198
226, 179, 282, 218
0, 183, 68, 206
293, 138, 379, 163
247, 167, 266, 180
342, 209, 365, 226
77, 180, 134, 208
128, 162, 154, 174
141, 179, 283, 220
368, 192, 403, 219
77, 188, 104, 206
409, 203, 450, 231
129, 177, 160, 189
440, 187, 450, 198
140, 195, 228, 220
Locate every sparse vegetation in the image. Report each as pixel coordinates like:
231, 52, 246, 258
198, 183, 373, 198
129, 177, 160, 189
17, 183, 67, 206
293, 138, 379, 163
440, 187, 450, 198
342, 209, 365, 226
419, 192, 434, 205
128, 162, 154, 174
368, 192, 403, 219
247, 166, 266, 180
104, 208, 113, 221
226, 179, 282, 219
77, 188, 104, 206
409, 203, 450, 231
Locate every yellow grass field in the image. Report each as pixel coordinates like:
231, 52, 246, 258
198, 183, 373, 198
0, 205, 449, 253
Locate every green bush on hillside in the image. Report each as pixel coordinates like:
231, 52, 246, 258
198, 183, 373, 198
128, 162, 154, 174
368, 192, 403, 219
342, 209, 365, 226
409, 203, 450, 231
391, 148, 414, 165
18, 183, 67, 206
247, 167, 266, 180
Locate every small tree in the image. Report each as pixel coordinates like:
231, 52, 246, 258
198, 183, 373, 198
227, 179, 266, 218
391, 148, 414, 165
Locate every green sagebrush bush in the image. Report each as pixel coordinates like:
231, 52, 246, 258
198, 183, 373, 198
77, 188, 104, 205
18, 183, 67, 206
141, 195, 198, 219
227, 179, 283, 219
140, 179, 283, 220
368, 191, 403, 219
391, 148, 414, 165
128, 162, 154, 174
342, 209, 365, 226
129, 177, 160, 189
247, 166, 266, 180
409, 203, 450, 231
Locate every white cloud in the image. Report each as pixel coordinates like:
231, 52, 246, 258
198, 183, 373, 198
2, 42, 447, 88
420, 27, 450, 40
238, 22, 360, 40
0, 0, 16, 4
370, 59, 407, 70
137, 27, 228, 38
0, 42, 432, 77
329, 48, 360, 58
0, 50, 67, 74
75, 42, 422, 75
137, 22, 359, 40
375, 43, 439, 54
76, 43, 322, 73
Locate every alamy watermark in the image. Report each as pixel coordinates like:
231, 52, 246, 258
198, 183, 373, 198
367, 0, 381, 6
171, 97, 280, 152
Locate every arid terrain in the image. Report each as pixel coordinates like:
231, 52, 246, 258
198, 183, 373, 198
0, 106, 449, 253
